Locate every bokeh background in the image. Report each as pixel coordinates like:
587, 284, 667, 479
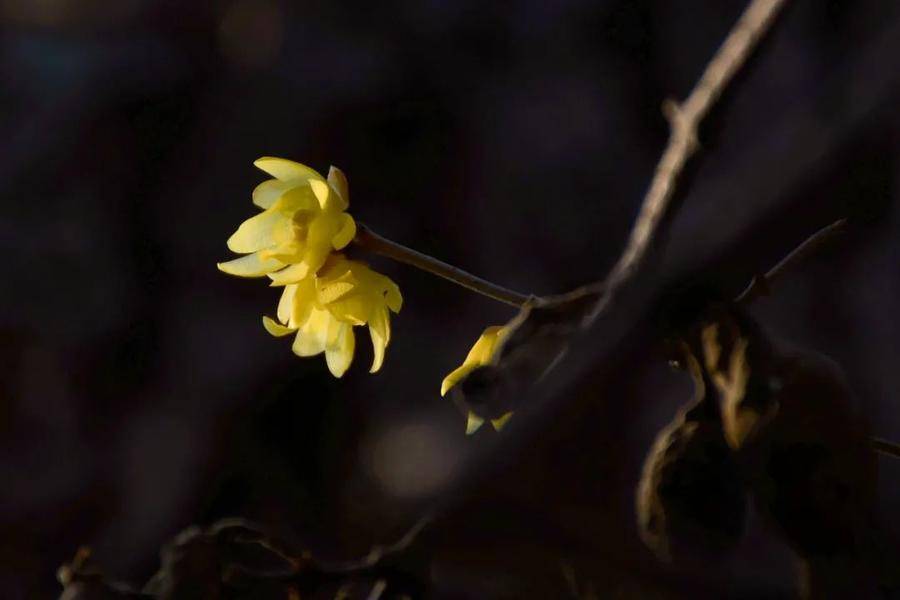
1, 0, 898, 597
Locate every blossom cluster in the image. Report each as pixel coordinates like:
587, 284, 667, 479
219, 158, 512, 432
218, 158, 401, 377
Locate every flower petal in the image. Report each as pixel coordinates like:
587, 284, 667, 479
292, 308, 331, 357
491, 412, 513, 431
308, 178, 330, 210
268, 262, 311, 286
262, 316, 295, 337
331, 213, 356, 250
329, 295, 369, 325
290, 279, 317, 328
217, 251, 284, 277
385, 280, 403, 313
466, 412, 485, 435
277, 284, 297, 324
440, 363, 477, 397
276, 185, 320, 213
254, 157, 322, 182
368, 308, 389, 373
317, 280, 355, 304
301, 215, 342, 275
227, 209, 285, 253
464, 326, 505, 365
325, 321, 355, 377
253, 179, 294, 209
327, 165, 350, 209
261, 241, 304, 263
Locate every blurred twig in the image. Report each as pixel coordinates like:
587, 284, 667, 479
734, 218, 847, 303
351, 0, 788, 314
472, 0, 792, 413
316, 513, 433, 573
871, 437, 900, 460
728, 222, 900, 461
600, 0, 788, 302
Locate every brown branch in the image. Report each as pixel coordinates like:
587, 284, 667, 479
735, 218, 847, 303
351, 0, 788, 317
529, 0, 788, 325
451, 0, 796, 482
353, 223, 531, 308
495, 0, 791, 331
870, 437, 900, 461
604, 0, 789, 296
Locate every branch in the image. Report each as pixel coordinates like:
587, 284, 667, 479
354, 223, 531, 308
604, 0, 788, 298
527, 0, 788, 326
735, 218, 847, 303
481, 0, 791, 392
350, 1, 788, 318
870, 437, 900, 461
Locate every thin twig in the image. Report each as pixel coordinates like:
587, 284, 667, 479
735, 218, 847, 303
351, 0, 787, 315
604, 0, 788, 297
353, 223, 530, 308
870, 437, 900, 461
315, 513, 433, 573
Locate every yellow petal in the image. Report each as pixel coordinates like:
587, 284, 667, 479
464, 326, 505, 366
440, 363, 477, 397
385, 281, 402, 313
331, 213, 356, 250
262, 316, 295, 337
368, 308, 389, 373
252, 179, 294, 209
491, 412, 513, 431
292, 308, 331, 357
317, 280, 355, 304
329, 295, 370, 325
290, 278, 317, 328
301, 215, 341, 275
267, 262, 310, 286
308, 178, 330, 210
217, 251, 284, 277
277, 284, 297, 324
325, 321, 355, 377
440, 326, 506, 396
254, 157, 322, 182
381, 304, 392, 345
227, 209, 285, 253
466, 412, 485, 435
327, 166, 350, 210
276, 185, 320, 213
260, 241, 304, 264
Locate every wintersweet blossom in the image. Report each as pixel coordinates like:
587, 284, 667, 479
261, 255, 402, 377
441, 326, 513, 434
217, 157, 356, 283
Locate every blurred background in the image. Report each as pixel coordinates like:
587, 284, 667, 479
0, 0, 898, 597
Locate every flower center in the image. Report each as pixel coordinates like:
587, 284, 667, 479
291, 210, 312, 242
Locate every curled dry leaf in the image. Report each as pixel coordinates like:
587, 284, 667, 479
695, 308, 877, 559
637, 346, 748, 562
674, 303, 893, 596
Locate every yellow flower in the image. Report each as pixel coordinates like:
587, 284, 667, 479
217, 157, 356, 283
441, 326, 513, 434
261, 255, 402, 377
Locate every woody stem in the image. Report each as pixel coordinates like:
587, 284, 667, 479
353, 223, 531, 308
871, 437, 900, 461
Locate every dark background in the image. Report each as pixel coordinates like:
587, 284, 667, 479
1, 0, 898, 597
